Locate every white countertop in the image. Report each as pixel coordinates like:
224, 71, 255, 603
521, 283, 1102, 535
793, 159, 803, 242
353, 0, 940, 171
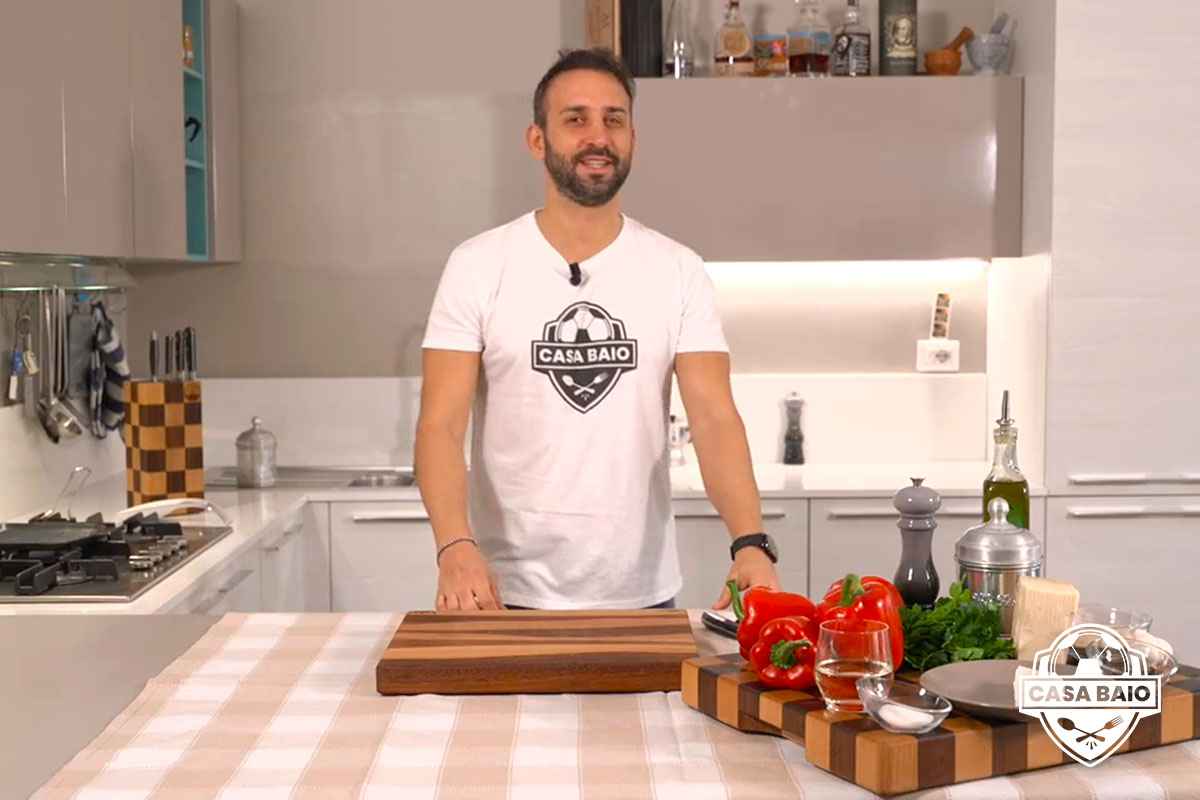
1, 481, 313, 615
3, 462, 1042, 615
671, 461, 1046, 498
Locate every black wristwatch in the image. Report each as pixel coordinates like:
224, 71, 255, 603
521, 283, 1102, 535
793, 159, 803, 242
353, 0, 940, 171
730, 533, 778, 564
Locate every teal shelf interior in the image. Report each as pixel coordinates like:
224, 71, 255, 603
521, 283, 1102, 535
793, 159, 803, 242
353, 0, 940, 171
182, 0, 209, 260
183, 73, 206, 164
186, 164, 208, 258
182, 0, 206, 76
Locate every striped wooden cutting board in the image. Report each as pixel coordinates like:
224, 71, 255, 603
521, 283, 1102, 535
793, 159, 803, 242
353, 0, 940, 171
683, 653, 1200, 796
376, 610, 698, 695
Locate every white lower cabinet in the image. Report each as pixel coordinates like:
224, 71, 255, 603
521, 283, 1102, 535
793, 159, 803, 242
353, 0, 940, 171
260, 503, 331, 612
330, 502, 437, 612
809, 497, 1048, 600
1045, 496, 1200, 664
673, 499, 808, 609
167, 548, 261, 615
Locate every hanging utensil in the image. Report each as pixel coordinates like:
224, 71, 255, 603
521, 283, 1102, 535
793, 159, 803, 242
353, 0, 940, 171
36, 292, 61, 442
36, 289, 84, 442
54, 288, 88, 436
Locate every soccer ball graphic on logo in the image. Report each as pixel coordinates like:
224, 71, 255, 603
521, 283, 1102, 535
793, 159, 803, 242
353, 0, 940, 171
1053, 629, 1130, 676
557, 306, 613, 343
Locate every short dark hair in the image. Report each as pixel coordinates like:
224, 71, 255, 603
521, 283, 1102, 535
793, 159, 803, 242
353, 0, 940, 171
533, 48, 636, 129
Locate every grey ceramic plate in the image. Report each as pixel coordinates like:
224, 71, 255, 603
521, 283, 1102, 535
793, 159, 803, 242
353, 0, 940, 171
919, 660, 1026, 722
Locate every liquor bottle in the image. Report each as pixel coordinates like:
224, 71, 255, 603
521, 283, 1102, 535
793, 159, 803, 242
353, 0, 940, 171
982, 391, 1030, 529
832, 0, 871, 76
663, 0, 695, 78
619, 0, 664, 78
879, 0, 918, 75
788, 0, 832, 77
714, 0, 753, 77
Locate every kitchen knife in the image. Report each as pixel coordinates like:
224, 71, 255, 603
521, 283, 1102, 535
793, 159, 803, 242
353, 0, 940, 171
185, 327, 197, 381
163, 332, 174, 379
190, 327, 198, 380
182, 327, 190, 381
175, 330, 184, 381
700, 610, 739, 640
150, 330, 158, 382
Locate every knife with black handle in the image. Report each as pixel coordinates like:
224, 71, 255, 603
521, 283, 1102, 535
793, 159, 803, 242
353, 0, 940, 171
175, 330, 184, 382
700, 610, 739, 640
185, 327, 198, 381
149, 330, 158, 382
163, 332, 173, 379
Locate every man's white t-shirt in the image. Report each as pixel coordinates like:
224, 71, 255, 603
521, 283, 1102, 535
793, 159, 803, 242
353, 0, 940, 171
422, 211, 728, 609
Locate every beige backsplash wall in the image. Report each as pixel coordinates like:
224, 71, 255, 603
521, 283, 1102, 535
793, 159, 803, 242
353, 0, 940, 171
124, 0, 993, 379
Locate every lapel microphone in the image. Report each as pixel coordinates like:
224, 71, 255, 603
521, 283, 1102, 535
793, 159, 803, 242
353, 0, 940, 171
568, 262, 582, 286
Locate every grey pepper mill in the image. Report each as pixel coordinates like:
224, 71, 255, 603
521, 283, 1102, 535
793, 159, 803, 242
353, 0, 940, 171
892, 477, 941, 608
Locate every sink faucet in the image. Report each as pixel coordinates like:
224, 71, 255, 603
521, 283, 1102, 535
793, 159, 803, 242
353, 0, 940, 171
668, 414, 691, 466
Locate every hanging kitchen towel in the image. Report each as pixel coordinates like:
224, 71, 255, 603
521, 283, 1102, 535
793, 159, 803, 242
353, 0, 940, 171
91, 301, 130, 435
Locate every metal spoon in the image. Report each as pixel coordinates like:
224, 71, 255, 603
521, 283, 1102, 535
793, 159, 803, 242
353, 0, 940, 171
36, 290, 84, 442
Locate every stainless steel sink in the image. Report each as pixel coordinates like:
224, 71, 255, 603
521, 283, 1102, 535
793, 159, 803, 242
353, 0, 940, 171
347, 470, 417, 488
204, 466, 416, 489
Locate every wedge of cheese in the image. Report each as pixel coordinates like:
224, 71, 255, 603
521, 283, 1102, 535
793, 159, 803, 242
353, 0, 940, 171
1011, 577, 1080, 662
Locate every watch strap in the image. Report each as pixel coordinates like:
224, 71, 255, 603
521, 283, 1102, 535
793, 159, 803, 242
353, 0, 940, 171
730, 533, 776, 563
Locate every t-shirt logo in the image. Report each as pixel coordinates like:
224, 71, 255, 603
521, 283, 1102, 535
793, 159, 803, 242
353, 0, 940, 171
531, 302, 638, 413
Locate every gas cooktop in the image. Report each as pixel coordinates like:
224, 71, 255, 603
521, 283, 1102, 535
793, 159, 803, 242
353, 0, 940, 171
0, 512, 233, 603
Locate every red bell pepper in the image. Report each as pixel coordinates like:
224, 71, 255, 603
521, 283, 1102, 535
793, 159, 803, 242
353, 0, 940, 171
817, 573, 905, 669
748, 616, 817, 690
727, 579, 818, 660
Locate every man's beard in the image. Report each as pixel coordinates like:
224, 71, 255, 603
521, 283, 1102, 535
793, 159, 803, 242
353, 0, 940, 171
544, 141, 631, 208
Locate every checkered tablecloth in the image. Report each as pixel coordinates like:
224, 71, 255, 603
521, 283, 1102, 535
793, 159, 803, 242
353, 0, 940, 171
35, 613, 1200, 799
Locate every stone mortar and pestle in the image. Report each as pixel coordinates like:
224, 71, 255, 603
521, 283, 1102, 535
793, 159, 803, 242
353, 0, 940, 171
968, 12, 1015, 75
924, 27, 976, 76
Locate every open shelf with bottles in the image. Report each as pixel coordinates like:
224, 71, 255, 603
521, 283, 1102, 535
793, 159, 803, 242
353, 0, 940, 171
182, 0, 209, 260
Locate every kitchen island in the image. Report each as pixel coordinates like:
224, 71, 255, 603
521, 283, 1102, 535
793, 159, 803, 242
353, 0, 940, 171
16, 612, 1200, 799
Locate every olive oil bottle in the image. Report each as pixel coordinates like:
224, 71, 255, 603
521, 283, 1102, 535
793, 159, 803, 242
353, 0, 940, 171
983, 391, 1030, 528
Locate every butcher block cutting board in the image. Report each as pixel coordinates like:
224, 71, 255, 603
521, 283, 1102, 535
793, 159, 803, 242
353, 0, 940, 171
376, 610, 697, 695
683, 653, 1200, 796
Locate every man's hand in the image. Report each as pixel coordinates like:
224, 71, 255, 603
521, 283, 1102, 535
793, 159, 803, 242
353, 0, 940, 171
712, 547, 781, 610
437, 543, 503, 611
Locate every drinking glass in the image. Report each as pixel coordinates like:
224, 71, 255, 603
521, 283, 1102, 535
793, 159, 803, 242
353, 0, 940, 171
816, 619, 894, 713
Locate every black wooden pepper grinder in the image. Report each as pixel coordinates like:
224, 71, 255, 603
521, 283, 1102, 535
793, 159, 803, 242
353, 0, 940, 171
892, 477, 941, 608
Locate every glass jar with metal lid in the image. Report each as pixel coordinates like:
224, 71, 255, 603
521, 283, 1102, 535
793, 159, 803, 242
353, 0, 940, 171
236, 416, 277, 488
955, 497, 1042, 634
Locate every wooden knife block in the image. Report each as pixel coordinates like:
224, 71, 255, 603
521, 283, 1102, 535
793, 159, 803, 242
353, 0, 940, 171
123, 380, 204, 507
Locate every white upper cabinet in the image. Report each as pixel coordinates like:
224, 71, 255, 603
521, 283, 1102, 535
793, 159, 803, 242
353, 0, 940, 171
0, 0, 240, 262
61, 0, 135, 259
1045, 2, 1200, 495
0, 1, 68, 255
621, 77, 1023, 262
129, 0, 187, 260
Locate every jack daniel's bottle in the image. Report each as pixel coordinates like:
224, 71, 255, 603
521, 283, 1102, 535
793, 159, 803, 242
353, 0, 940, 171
832, 0, 871, 76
